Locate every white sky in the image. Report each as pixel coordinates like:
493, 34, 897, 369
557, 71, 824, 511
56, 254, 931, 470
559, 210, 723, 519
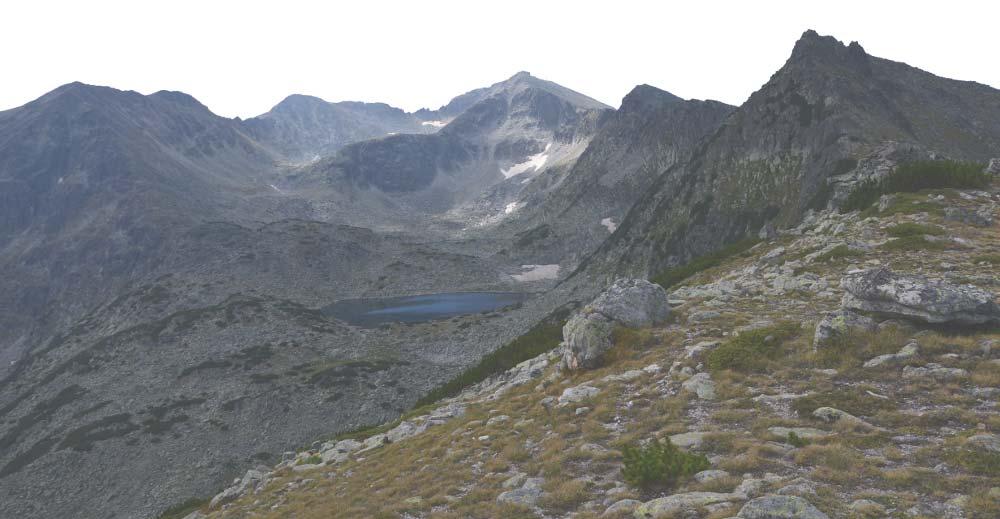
2, 0, 997, 119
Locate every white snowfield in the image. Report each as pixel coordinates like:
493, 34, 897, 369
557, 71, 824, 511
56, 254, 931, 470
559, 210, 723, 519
421, 120, 448, 128
511, 264, 560, 282
501, 143, 551, 179
504, 202, 521, 214
601, 217, 617, 233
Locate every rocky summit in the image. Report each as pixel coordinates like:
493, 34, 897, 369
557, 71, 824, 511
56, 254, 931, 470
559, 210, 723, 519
0, 27, 999, 519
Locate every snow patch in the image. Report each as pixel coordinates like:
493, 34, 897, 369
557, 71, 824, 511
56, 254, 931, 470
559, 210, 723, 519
269, 184, 283, 193
422, 120, 447, 128
601, 217, 617, 233
502, 143, 551, 179
504, 202, 520, 214
511, 264, 560, 282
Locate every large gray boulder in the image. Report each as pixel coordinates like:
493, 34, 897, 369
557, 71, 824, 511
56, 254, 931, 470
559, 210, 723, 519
589, 278, 671, 328
561, 279, 669, 370
987, 158, 1000, 176
841, 268, 1000, 325
737, 495, 829, 518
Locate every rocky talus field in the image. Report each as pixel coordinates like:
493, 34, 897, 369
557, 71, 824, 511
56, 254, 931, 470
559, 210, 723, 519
184, 179, 1000, 518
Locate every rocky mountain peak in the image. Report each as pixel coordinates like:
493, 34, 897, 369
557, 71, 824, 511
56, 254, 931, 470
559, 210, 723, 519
618, 84, 683, 114
787, 29, 871, 72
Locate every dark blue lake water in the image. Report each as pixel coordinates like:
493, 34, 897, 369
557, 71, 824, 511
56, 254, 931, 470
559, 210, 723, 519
322, 292, 531, 327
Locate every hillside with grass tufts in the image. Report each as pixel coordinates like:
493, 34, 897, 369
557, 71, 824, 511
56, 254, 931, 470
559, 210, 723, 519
182, 170, 1000, 519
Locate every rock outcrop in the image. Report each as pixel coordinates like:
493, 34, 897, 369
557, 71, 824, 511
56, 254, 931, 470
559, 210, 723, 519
812, 309, 876, 349
736, 495, 829, 518
561, 279, 669, 370
842, 267, 1000, 324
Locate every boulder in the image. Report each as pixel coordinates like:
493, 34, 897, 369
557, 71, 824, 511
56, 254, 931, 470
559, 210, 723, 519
209, 469, 266, 508
902, 363, 968, 381
681, 372, 716, 400
811, 407, 875, 429
603, 499, 642, 516
497, 477, 544, 506
841, 268, 1000, 325
562, 279, 669, 370
944, 206, 993, 227
987, 158, 1000, 176
320, 439, 362, 465
590, 278, 671, 328
768, 427, 830, 440
863, 341, 919, 368
966, 433, 1000, 453
561, 311, 615, 370
812, 310, 876, 349
558, 384, 601, 406
634, 491, 742, 518
694, 470, 731, 484
737, 495, 829, 518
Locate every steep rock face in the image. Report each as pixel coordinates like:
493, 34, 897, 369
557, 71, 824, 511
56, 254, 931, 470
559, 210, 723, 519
579, 30, 1000, 282
495, 85, 733, 266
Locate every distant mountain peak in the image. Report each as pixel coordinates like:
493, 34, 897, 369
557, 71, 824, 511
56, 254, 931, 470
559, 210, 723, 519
619, 84, 683, 113
788, 29, 870, 69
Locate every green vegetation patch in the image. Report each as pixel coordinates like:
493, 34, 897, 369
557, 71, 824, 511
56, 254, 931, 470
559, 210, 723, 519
651, 238, 760, 289
812, 244, 863, 263
884, 222, 945, 237
791, 387, 896, 418
707, 321, 801, 372
621, 438, 710, 490
414, 304, 576, 407
881, 235, 946, 252
157, 497, 209, 519
842, 160, 989, 212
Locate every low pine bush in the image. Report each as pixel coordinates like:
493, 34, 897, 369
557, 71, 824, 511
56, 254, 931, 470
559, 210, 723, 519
707, 321, 801, 372
651, 238, 760, 289
621, 438, 710, 490
842, 159, 989, 212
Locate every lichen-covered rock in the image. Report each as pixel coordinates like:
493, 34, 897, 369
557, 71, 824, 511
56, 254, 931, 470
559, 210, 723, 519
589, 278, 671, 328
944, 206, 994, 227
987, 158, 1000, 176
681, 372, 716, 400
497, 477, 544, 506
634, 492, 742, 518
737, 495, 829, 518
558, 384, 601, 405
562, 279, 670, 370
902, 363, 968, 381
863, 341, 918, 367
841, 268, 1000, 325
561, 311, 615, 370
812, 310, 876, 349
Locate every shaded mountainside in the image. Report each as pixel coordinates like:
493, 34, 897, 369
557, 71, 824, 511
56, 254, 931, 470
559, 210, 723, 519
578, 30, 1000, 284
492, 85, 734, 267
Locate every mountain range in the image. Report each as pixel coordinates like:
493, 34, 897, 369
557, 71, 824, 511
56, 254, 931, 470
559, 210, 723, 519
0, 30, 999, 519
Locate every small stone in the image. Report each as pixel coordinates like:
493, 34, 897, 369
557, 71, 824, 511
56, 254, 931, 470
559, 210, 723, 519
575, 406, 590, 415
694, 470, 731, 484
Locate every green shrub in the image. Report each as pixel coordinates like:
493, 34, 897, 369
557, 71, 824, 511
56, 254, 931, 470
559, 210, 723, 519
792, 388, 895, 418
972, 253, 1000, 265
621, 438, 710, 490
881, 235, 946, 251
298, 454, 323, 465
787, 431, 808, 448
841, 160, 989, 212
812, 244, 863, 263
707, 321, 801, 372
884, 222, 945, 237
952, 448, 1000, 476
651, 238, 760, 289
413, 305, 574, 407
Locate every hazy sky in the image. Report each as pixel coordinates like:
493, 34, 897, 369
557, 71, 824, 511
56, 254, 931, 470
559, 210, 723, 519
3, 0, 997, 118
